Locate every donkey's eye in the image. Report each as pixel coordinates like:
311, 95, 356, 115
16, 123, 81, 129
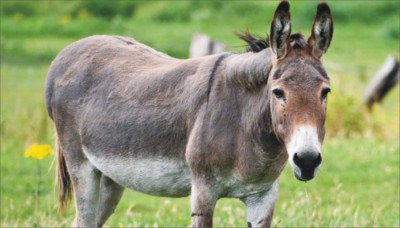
272, 88, 285, 100
321, 88, 331, 101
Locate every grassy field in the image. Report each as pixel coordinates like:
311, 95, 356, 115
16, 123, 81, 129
1, 1, 399, 227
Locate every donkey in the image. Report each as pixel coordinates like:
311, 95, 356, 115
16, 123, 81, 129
45, 1, 333, 227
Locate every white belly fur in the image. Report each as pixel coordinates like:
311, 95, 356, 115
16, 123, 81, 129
83, 147, 192, 197
83, 147, 275, 199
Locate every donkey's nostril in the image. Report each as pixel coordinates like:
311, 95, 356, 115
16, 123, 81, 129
293, 153, 301, 166
316, 153, 322, 166
293, 152, 321, 170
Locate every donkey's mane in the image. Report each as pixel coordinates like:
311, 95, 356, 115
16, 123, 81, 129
235, 31, 270, 53
289, 33, 308, 50
236, 31, 308, 53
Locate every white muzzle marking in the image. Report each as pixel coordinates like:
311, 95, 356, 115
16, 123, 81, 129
287, 125, 322, 180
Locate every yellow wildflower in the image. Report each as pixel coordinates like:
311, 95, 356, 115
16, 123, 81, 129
59, 15, 71, 25
24, 143, 53, 160
13, 12, 23, 22
78, 9, 90, 19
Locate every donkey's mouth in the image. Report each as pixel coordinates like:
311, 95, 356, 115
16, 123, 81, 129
293, 168, 316, 182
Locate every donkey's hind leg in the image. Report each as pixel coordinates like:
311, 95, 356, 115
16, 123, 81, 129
96, 175, 124, 227
69, 160, 101, 227
57, 126, 101, 227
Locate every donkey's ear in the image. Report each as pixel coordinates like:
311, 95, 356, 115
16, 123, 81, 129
269, 1, 291, 59
308, 2, 333, 59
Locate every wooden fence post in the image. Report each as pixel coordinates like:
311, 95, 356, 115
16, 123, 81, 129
362, 56, 399, 110
189, 33, 225, 58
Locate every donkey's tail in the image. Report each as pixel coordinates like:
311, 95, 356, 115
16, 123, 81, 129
55, 133, 73, 212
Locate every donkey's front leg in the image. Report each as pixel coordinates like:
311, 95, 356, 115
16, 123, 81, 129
190, 176, 218, 227
241, 181, 279, 228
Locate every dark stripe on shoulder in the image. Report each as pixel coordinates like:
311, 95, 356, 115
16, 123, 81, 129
207, 54, 230, 103
113, 36, 135, 45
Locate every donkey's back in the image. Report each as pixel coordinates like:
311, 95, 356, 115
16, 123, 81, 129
46, 35, 210, 122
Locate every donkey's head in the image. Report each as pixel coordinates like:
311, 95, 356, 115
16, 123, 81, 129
268, 1, 333, 181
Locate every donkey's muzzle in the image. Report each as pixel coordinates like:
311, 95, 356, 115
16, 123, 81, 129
293, 152, 322, 181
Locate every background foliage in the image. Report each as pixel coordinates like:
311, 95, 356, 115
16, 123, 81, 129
1, 1, 399, 227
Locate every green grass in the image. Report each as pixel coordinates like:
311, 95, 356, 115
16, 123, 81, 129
1, 1, 399, 227
1, 138, 398, 227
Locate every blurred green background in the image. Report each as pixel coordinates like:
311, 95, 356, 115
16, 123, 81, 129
1, 1, 399, 227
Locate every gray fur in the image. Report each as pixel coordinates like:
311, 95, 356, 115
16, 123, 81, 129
46, 2, 333, 227
46, 35, 284, 227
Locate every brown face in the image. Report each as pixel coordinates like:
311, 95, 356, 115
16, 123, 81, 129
269, 57, 330, 181
267, 1, 333, 181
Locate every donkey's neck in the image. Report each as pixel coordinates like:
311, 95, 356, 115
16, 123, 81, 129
226, 48, 273, 91
197, 50, 284, 180
224, 49, 282, 152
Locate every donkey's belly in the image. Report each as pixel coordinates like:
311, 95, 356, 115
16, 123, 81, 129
83, 148, 191, 197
